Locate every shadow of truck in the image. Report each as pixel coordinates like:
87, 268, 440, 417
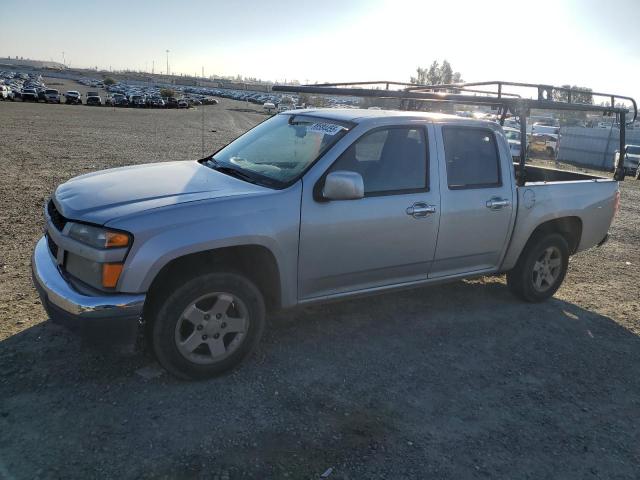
1, 278, 639, 479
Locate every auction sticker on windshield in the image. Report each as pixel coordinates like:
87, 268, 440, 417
307, 123, 345, 135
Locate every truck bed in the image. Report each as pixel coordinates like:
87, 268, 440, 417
500, 164, 618, 271
514, 163, 607, 183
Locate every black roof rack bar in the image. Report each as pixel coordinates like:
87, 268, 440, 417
272, 80, 637, 122
272, 80, 636, 183
410, 81, 638, 121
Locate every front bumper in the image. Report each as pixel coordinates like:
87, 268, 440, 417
31, 237, 146, 346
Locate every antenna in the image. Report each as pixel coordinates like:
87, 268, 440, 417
201, 96, 205, 157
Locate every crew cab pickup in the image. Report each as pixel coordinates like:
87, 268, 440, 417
32, 110, 619, 379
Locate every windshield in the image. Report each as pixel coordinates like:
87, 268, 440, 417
208, 114, 350, 187
504, 130, 520, 141
626, 146, 640, 155
533, 125, 560, 135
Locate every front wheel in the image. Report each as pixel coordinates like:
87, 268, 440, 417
151, 272, 265, 380
507, 233, 569, 302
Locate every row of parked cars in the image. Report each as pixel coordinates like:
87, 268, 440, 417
98, 93, 217, 108
0, 70, 47, 101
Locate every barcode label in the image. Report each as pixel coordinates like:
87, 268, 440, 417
307, 123, 345, 136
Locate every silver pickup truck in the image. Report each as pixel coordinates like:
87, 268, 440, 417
32, 109, 619, 379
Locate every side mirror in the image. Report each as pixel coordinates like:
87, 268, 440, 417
322, 171, 364, 201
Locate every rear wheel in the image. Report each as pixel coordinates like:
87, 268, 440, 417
507, 233, 569, 302
151, 272, 265, 380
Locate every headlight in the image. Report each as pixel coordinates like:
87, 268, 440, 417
65, 223, 131, 289
67, 222, 130, 249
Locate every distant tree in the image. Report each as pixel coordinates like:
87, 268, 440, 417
103, 77, 116, 86
411, 60, 463, 85
551, 85, 593, 122
299, 93, 329, 108
160, 88, 175, 98
552, 85, 593, 104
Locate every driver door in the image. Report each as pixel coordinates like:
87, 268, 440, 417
297, 124, 440, 300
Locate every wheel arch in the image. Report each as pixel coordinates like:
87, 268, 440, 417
143, 244, 282, 323
524, 216, 583, 256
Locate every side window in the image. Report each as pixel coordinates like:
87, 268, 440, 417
442, 127, 501, 189
331, 127, 428, 194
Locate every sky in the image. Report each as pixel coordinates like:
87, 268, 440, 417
1, 0, 639, 100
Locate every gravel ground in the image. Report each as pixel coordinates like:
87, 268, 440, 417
1, 98, 639, 479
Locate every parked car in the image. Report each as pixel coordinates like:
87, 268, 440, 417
613, 144, 640, 177
37, 88, 47, 102
64, 91, 82, 105
502, 126, 521, 159
86, 91, 102, 106
44, 89, 61, 103
21, 88, 39, 102
129, 95, 145, 107
177, 99, 189, 108
32, 109, 619, 379
263, 102, 276, 113
150, 97, 165, 108
0, 85, 9, 100
110, 93, 128, 106
529, 133, 559, 158
166, 97, 179, 108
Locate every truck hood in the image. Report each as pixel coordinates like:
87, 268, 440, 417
54, 161, 270, 225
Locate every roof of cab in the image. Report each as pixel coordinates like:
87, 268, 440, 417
280, 108, 495, 127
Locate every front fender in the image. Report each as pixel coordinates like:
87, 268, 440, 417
111, 182, 302, 308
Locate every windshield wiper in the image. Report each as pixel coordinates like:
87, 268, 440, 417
206, 158, 279, 187
206, 158, 256, 182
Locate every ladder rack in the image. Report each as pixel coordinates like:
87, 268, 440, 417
273, 80, 637, 183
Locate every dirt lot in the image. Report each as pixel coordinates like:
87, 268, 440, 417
1, 98, 639, 479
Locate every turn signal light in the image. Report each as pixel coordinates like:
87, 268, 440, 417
106, 232, 130, 248
102, 263, 124, 288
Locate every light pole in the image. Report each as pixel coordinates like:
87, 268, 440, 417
166, 49, 170, 76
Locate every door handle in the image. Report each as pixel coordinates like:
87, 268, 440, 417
486, 197, 511, 210
406, 202, 436, 218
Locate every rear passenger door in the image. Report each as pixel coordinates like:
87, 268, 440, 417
431, 125, 514, 278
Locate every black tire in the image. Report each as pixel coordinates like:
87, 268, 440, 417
507, 232, 569, 302
151, 272, 265, 380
